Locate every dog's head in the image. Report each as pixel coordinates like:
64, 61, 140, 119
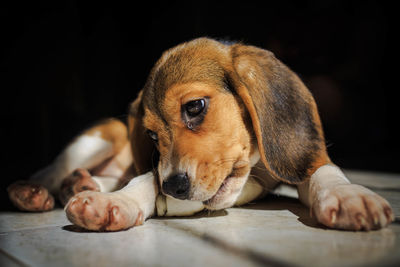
129, 38, 328, 210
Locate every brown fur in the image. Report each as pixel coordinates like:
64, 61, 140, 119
7, 37, 331, 216
128, 94, 157, 175
131, 37, 329, 199
14, 37, 392, 232
85, 118, 129, 154
160, 82, 251, 199
229, 44, 329, 183
84, 118, 135, 181
56, 38, 394, 232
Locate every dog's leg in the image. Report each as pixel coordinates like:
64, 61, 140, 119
58, 141, 134, 206
156, 195, 205, 217
234, 177, 267, 206
65, 172, 158, 231
235, 161, 278, 206
7, 131, 113, 212
58, 169, 123, 206
58, 171, 124, 206
8, 119, 129, 212
31, 123, 122, 194
7, 182, 55, 212
297, 164, 394, 230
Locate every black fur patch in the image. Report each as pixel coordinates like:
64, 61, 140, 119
231, 45, 324, 183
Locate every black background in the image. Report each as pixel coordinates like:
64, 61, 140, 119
2, 0, 399, 207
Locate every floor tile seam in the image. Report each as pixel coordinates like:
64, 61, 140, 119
0, 248, 29, 267
157, 220, 298, 267
0, 224, 67, 235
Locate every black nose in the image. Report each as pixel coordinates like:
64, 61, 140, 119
162, 173, 190, 200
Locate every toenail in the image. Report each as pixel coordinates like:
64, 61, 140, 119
44, 198, 52, 209
373, 215, 379, 225
112, 207, 118, 217
384, 207, 394, 221
64, 200, 73, 211
134, 210, 144, 226
357, 214, 367, 227
83, 198, 90, 204
330, 210, 337, 224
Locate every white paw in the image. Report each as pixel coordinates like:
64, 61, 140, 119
65, 191, 143, 231
312, 184, 394, 231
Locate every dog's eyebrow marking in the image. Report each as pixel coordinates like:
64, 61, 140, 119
148, 100, 170, 132
143, 108, 171, 141
159, 115, 171, 133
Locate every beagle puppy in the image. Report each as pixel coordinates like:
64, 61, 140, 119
8, 38, 394, 231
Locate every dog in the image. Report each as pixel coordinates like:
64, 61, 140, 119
7, 37, 394, 231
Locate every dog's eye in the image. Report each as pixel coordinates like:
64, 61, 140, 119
181, 98, 209, 130
184, 99, 205, 117
146, 130, 158, 141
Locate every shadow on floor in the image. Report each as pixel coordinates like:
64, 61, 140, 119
239, 194, 327, 230
62, 194, 322, 234
158, 194, 326, 230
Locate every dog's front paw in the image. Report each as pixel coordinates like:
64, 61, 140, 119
312, 184, 394, 231
7, 181, 54, 212
65, 191, 143, 231
59, 168, 100, 206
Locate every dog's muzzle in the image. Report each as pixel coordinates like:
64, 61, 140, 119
162, 173, 190, 200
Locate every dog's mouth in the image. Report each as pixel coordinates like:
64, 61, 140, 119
202, 161, 250, 210
202, 174, 238, 209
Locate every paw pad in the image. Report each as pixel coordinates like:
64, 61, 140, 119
65, 191, 143, 231
7, 181, 54, 212
59, 169, 100, 206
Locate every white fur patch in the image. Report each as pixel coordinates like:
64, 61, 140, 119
31, 135, 113, 193
63, 135, 113, 171
297, 164, 350, 207
312, 164, 350, 183
92, 176, 119, 193
234, 176, 264, 206
119, 172, 159, 219
156, 194, 204, 216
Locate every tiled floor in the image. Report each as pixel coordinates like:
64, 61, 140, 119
1, 169, 399, 267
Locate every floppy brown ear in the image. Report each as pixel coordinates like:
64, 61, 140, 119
229, 44, 330, 184
128, 91, 157, 175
